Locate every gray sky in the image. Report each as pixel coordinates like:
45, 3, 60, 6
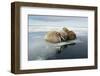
28, 15, 88, 28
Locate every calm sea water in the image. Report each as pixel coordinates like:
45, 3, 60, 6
28, 30, 88, 61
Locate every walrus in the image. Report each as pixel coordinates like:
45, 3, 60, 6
44, 27, 76, 43
67, 31, 76, 40
44, 31, 62, 43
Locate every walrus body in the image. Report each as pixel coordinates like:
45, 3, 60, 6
44, 27, 76, 43
44, 31, 62, 43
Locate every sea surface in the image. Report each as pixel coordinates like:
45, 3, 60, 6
28, 29, 88, 61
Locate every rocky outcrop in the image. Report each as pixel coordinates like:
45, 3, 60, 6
44, 27, 76, 43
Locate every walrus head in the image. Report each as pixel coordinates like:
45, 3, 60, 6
67, 31, 76, 40
63, 27, 69, 32
63, 27, 76, 40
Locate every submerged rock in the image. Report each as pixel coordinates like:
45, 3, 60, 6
44, 27, 76, 43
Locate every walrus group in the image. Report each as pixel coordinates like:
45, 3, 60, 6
44, 27, 76, 43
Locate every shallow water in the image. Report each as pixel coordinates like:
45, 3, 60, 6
28, 30, 88, 61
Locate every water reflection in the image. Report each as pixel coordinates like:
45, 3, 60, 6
28, 32, 88, 61
56, 43, 76, 54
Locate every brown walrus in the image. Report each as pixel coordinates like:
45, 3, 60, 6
67, 31, 76, 40
44, 31, 61, 43
44, 27, 76, 43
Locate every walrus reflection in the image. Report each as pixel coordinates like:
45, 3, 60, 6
57, 43, 76, 54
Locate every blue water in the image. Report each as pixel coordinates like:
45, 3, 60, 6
28, 31, 88, 60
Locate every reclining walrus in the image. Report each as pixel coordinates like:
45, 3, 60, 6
44, 27, 76, 43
